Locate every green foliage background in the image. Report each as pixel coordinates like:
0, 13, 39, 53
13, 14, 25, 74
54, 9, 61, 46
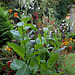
0, 7, 13, 47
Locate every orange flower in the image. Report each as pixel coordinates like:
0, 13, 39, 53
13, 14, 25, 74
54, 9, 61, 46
14, 12, 19, 17
64, 26, 65, 28
66, 16, 70, 19
70, 38, 72, 41
5, 47, 12, 51
64, 38, 68, 40
9, 9, 12, 13
73, 39, 75, 42
62, 41, 69, 45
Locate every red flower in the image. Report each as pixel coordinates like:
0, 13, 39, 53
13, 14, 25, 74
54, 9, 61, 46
11, 70, 13, 72
53, 50, 54, 52
67, 53, 69, 55
62, 40, 65, 43
69, 46, 72, 50
61, 46, 63, 48
34, 12, 38, 15
70, 56, 72, 58
2, 69, 5, 71
37, 71, 40, 74
60, 55, 62, 57
63, 52, 65, 55
71, 64, 74, 67
43, 44, 45, 47
32, 16, 34, 19
65, 50, 68, 54
55, 63, 58, 67
59, 59, 61, 61
7, 61, 12, 65
66, 55, 68, 57
7, 65, 10, 67
7, 71, 10, 73
64, 64, 66, 66
19, 57, 22, 60
10, 52, 12, 53
69, 59, 71, 61
50, 20, 54, 24
3, 66, 5, 68
61, 69, 63, 71
33, 12, 38, 20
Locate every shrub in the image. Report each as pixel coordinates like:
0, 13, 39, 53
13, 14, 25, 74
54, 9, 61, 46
0, 7, 13, 47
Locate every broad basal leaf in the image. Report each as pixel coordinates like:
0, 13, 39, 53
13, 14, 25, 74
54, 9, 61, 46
10, 59, 25, 70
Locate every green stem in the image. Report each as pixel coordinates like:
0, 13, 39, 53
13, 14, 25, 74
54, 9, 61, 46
22, 25, 24, 40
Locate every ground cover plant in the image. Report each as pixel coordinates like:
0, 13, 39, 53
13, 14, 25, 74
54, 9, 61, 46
59, 53, 75, 75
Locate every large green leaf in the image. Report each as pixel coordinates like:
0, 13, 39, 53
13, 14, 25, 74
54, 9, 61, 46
17, 22, 24, 26
27, 51, 43, 59
10, 59, 25, 70
21, 39, 30, 45
30, 59, 35, 67
24, 23, 37, 31
24, 67, 31, 75
47, 54, 59, 68
23, 17, 30, 23
40, 69, 57, 75
33, 64, 38, 74
7, 42, 25, 61
16, 64, 31, 75
18, 26, 23, 36
34, 44, 43, 50
41, 62, 48, 70
36, 56, 40, 65
50, 40, 56, 47
10, 30, 21, 37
